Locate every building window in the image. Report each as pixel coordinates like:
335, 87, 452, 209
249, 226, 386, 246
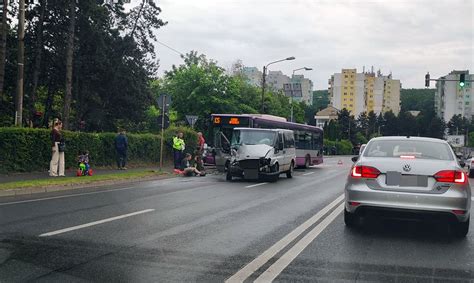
349, 104, 353, 107
350, 98, 353, 101
345, 75, 348, 78
344, 98, 347, 101
344, 92, 347, 95
344, 86, 347, 89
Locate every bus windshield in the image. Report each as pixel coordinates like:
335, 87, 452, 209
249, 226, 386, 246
231, 130, 276, 146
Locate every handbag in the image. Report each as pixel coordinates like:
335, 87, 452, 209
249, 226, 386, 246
58, 141, 66, 152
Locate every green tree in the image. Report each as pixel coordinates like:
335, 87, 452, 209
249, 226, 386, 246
355, 132, 368, 145
427, 116, 446, 139
162, 51, 259, 131
382, 111, 398, 135
398, 111, 417, 136
367, 111, 378, 136
337, 108, 356, 142
357, 111, 369, 138
400, 88, 435, 113
447, 114, 468, 135
312, 90, 329, 111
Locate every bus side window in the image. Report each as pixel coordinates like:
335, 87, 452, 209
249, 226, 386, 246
312, 132, 320, 150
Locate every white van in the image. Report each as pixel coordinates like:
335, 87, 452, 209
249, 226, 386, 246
226, 128, 296, 182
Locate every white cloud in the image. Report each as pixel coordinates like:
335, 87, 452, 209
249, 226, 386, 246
146, 0, 473, 89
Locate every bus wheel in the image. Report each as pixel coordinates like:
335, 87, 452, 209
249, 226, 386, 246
286, 162, 294, 178
304, 155, 311, 168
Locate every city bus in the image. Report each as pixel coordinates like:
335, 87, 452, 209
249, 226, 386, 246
210, 114, 323, 172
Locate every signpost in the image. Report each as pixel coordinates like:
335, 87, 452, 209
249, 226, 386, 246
158, 94, 171, 170
186, 115, 198, 128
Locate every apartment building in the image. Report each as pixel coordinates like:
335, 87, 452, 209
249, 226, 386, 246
435, 70, 474, 122
329, 68, 401, 116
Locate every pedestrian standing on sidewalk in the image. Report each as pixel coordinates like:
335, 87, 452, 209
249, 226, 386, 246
114, 129, 128, 170
197, 132, 205, 156
172, 132, 185, 169
50, 119, 65, 177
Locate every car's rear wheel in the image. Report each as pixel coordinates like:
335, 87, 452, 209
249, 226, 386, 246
344, 208, 357, 227
451, 217, 469, 237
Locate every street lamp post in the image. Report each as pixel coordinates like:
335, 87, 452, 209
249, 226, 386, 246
290, 67, 312, 122
261, 56, 295, 114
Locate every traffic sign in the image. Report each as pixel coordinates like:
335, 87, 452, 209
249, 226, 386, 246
157, 94, 172, 110
283, 83, 303, 97
186, 115, 198, 128
158, 114, 170, 129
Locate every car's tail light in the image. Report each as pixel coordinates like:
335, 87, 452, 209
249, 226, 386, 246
351, 166, 380, 179
434, 170, 466, 184
452, 210, 466, 215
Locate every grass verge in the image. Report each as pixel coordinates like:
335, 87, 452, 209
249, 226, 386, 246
0, 170, 170, 190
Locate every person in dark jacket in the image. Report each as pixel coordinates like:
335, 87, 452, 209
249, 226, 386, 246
114, 129, 128, 170
180, 153, 203, 176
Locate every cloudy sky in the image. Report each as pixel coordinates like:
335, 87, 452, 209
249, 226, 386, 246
129, 0, 473, 90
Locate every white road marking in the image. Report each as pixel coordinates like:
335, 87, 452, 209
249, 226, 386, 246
255, 203, 344, 282
0, 186, 135, 206
225, 194, 344, 283
302, 172, 315, 176
245, 182, 268, 188
0, 177, 187, 206
39, 209, 155, 237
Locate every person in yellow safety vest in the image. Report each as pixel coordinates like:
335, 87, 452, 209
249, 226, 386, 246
173, 132, 185, 169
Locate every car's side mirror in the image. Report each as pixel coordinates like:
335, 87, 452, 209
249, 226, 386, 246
351, 156, 359, 163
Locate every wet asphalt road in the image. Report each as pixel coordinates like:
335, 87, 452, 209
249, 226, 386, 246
1, 157, 473, 282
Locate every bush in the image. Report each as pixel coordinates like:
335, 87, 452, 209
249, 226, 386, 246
0, 127, 198, 173
324, 139, 353, 155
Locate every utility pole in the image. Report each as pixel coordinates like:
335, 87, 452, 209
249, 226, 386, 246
0, 0, 9, 97
15, 0, 25, 126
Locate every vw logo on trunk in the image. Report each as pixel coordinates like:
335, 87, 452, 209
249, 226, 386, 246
402, 164, 411, 172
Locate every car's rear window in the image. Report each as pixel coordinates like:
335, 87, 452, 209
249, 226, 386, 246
363, 140, 454, 160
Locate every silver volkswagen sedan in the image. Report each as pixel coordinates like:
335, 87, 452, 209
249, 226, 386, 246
345, 136, 471, 237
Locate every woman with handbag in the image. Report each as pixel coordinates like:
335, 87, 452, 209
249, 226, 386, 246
50, 119, 65, 177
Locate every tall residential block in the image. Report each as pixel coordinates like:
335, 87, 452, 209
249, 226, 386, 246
329, 68, 401, 117
243, 69, 314, 105
241, 67, 262, 87
435, 70, 474, 122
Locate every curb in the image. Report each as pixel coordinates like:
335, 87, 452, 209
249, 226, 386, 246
0, 174, 177, 198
